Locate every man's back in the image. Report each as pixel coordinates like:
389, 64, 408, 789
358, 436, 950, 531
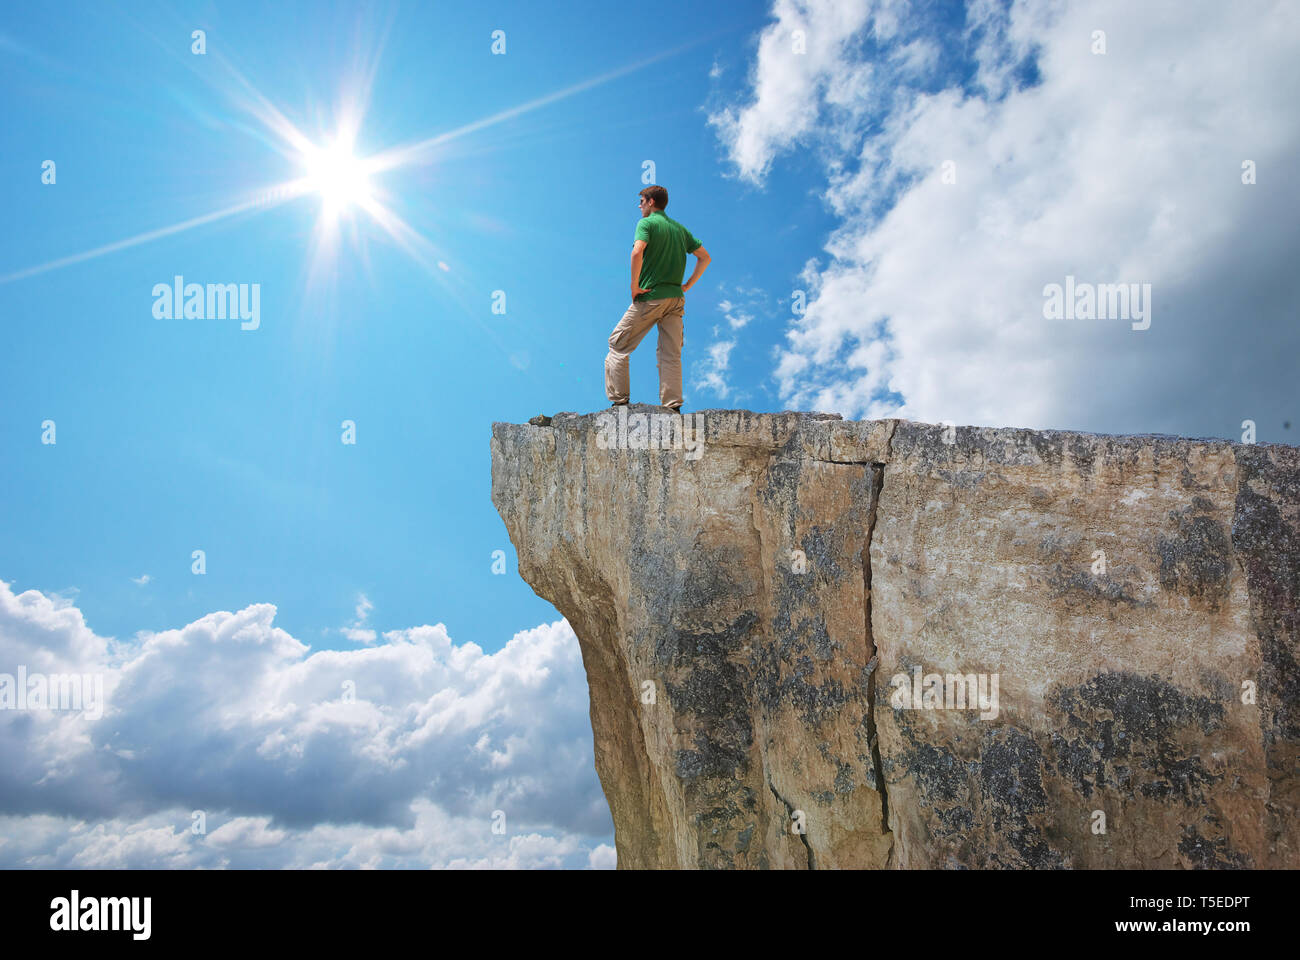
605, 185, 710, 411
634, 211, 701, 302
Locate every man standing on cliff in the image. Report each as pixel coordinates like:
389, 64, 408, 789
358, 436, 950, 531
605, 185, 711, 412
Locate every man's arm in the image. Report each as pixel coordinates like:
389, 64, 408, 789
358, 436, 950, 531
631, 239, 650, 298
682, 246, 711, 293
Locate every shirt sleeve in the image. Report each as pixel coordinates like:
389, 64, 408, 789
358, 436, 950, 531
685, 227, 701, 253
634, 219, 650, 243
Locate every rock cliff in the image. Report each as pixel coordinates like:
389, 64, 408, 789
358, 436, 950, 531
491, 407, 1299, 869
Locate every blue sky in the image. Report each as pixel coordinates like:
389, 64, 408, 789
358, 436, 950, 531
1, 0, 1296, 868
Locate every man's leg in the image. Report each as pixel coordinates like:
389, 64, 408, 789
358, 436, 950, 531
606, 300, 670, 403
655, 297, 685, 409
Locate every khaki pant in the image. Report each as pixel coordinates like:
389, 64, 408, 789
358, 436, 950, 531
605, 297, 685, 408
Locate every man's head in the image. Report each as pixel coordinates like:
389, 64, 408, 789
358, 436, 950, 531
638, 185, 667, 217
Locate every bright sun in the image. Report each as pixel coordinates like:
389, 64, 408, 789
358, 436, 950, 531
303, 138, 373, 214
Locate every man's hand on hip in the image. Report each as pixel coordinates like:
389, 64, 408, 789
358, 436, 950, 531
632, 285, 651, 298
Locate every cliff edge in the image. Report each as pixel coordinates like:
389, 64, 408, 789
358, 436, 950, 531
491, 407, 1299, 869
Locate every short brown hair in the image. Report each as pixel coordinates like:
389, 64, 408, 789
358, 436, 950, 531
639, 185, 668, 210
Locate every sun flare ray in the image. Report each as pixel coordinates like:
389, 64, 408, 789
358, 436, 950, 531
0, 185, 309, 285
1, 37, 701, 290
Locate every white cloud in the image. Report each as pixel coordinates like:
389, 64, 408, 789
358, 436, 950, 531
695, 340, 736, 399
694, 283, 773, 404
342, 592, 377, 644
0, 579, 613, 868
131, 574, 150, 586
206, 816, 287, 850
708, 0, 875, 183
353, 594, 373, 623
587, 843, 617, 869
717, 0, 1300, 437
715, 296, 755, 330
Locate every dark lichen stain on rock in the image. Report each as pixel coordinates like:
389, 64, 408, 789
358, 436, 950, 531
981, 727, 1048, 827
1231, 446, 1300, 746
1046, 566, 1148, 609
734, 823, 754, 853
692, 779, 761, 869
978, 727, 1065, 869
659, 611, 757, 669
801, 615, 836, 661
797, 526, 846, 586
757, 601, 854, 725
936, 469, 986, 490
1179, 824, 1251, 869
891, 713, 971, 806
858, 752, 878, 790
937, 805, 974, 833
674, 733, 748, 783
1156, 501, 1232, 610
1036, 532, 1148, 608
889, 713, 1066, 868
1197, 669, 1234, 703
1064, 434, 1099, 476
1048, 672, 1225, 804
1028, 485, 1054, 506
663, 613, 757, 779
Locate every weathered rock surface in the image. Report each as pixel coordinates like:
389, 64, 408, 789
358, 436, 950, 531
491, 407, 1299, 869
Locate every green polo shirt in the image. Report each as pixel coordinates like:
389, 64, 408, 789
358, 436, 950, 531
634, 210, 701, 302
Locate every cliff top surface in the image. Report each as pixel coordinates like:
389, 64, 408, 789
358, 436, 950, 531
494, 406, 1295, 463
